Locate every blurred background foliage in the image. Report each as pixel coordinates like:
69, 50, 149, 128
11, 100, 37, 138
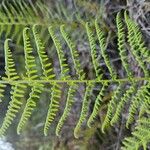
0, 0, 149, 149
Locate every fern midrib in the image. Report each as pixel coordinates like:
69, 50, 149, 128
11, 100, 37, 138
0, 77, 149, 84
0, 21, 83, 28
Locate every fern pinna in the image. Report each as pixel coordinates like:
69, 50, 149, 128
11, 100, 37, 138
0, 1, 149, 149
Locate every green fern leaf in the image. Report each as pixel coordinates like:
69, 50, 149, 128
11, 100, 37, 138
124, 11, 149, 77
23, 27, 38, 80
122, 117, 150, 150
110, 83, 137, 125
128, 16, 150, 63
0, 39, 26, 135
74, 82, 94, 138
102, 82, 124, 132
86, 22, 103, 79
60, 24, 85, 80
0, 84, 26, 136
44, 82, 62, 136
32, 25, 55, 80
17, 27, 43, 133
17, 84, 43, 134
56, 82, 77, 136
87, 82, 108, 127
95, 20, 116, 80
116, 12, 133, 79
126, 83, 149, 128
2, 39, 19, 81
48, 26, 70, 80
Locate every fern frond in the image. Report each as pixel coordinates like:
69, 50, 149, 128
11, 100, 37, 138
85, 22, 102, 79
17, 27, 43, 133
116, 12, 133, 79
126, 83, 149, 128
74, 82, 94, 138
122, 117, 150, 150
44, 82, 62, 136
122, 137, 140, 150
23, 27, 38, 80
102, 82, 124, 132
0, 6, 149, 150
44, 26, 72, 136
139, 86, 150, 117
60, 25, 85, 80
124, 11, 149, 77
17, 84, 43, 134
87, 82, 108, 127
0, 83, 26, 136
2, 39, 19, 81
110, 83, 137, 125
32, 25, 55, 80
56, 82, 77, 136
95, 20, 116, 80
128, 17, 150, 62
48, 26, 70, 80
0, 38, 27, 135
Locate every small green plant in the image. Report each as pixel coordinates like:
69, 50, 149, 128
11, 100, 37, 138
0, 1, 149, 150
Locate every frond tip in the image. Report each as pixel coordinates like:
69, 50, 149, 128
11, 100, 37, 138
3, 39, 19, 81
44, 83, 62, 136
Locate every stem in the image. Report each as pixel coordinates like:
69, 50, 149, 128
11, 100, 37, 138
0, 77, 149, 84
